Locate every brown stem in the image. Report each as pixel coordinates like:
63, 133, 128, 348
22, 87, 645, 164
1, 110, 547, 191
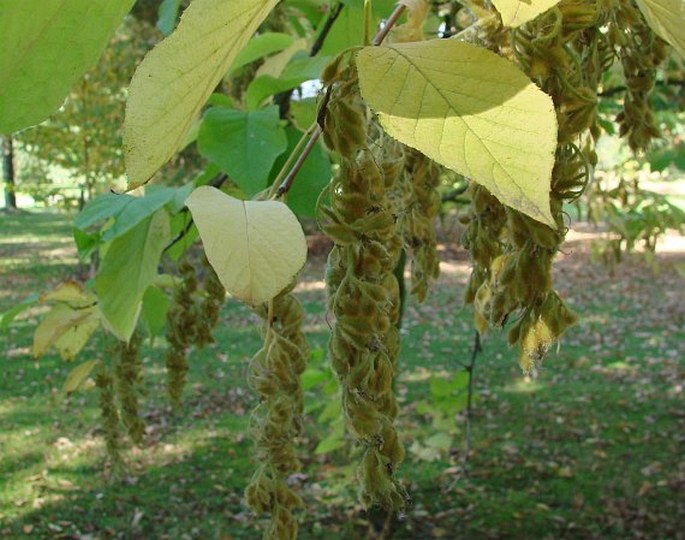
373, 4, 406, 46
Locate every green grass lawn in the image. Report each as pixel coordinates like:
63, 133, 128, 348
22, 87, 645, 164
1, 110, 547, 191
1, 210, 684, 539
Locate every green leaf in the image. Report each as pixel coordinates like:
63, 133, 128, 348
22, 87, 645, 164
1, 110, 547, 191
635, 0, 685, 58
315, 432, 346, 455
429, 377, 453, 399
197, 106, 287, 197
490, 0, 562, 27
318, 0, 397, 56
75, 188, 179, 242
451, 371, 470, 390
0, 293, 39, 332
425, 432, 453, 452
124, 0, 279, 187
157, 0, 182, 36
63, 360, 99, 394
74, 194, 133, 231
231, 32, 295, 73
73, 228, 101, 261
185, 186, 307, 305
141, 286, 170, 337
290, 98, 318, 131
245, 56, 330, 110
301, 368, 329, 390
167, 213, 198, 262
96, 210, 170, 341
270, 126, 332, 217
357, 40, 557, 226
0, 0, 135, 134
286, 0, 327, 24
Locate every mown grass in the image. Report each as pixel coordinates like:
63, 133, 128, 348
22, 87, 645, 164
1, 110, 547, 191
1, 210, 683, 539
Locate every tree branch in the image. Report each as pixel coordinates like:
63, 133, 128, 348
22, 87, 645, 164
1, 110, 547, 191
273, 2, 345, 118
275, 3, 407, 199
599, 79, 685, 98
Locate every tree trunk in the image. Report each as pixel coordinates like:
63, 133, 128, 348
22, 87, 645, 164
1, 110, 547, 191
2, 136, 17, 209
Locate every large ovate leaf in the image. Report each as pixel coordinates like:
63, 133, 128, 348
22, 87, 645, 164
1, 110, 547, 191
357, 40, 557, 226
96, 210, 170, 341
124, 0, 279, 187
185, 186, 307, 305
635, 0, 685, 58
0, 0, 135, 134
490, 0, 562, 27
197, 106, 287, 197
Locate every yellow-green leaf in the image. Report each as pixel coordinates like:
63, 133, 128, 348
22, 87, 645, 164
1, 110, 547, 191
391, 0, 431, 42
63, 360, 99, 394
33, 304, 100, 361
39, 281, 96, 308
124, 0, 279, 187
490, 0, 562, 27
0, 0, 134, 134
96, 210, 170, 342
357, 40, 557, 226
185, 186, 307, 305
635, 0, 685, 58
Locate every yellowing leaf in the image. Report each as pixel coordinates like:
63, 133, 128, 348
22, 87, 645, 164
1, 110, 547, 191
490, 0, 562, 27
39, 281, 96, 308
185, 186, 307, 305
392, 0, 431, 42
0, 0, 134, 134
635, 0, 685, 58
63, 360, 99, 394
33, 304, 100, 361
357, 40, 557, 226
124, 0, 279, 187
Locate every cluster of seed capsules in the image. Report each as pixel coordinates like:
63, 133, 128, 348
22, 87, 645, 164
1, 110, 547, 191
399, 150, 442, 303
462, 0, 667, 372
114, 331, 145, 445
245, 287, 309, 540
164, 257, 226, 407
318, 55, 411, 510
95, 361, 125, 475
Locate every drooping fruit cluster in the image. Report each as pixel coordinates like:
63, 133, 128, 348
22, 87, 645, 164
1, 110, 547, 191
164, 256, 226, 407
245, 286, 309, 540
318, 54, 409, 510
398, 149, 442, 302
194, 256, 226, 349
459, 0, 666, 372
609, 0, 669, 151
95, 362, 125, 475
164, 258, 198, 408
114, 331, 145, 445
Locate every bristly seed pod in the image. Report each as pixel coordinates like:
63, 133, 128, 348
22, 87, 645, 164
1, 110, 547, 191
245, 287, 309, 540
319, 53, 409, 511
114, 331, 145, 445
